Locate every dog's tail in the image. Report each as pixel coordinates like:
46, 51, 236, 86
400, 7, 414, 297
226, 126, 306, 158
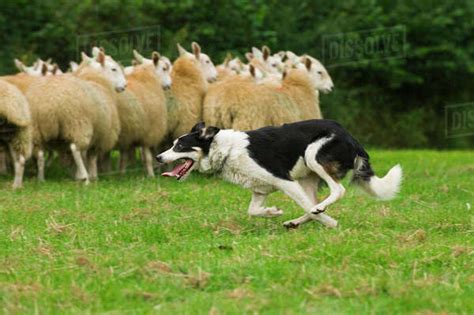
352, 156, 402, 200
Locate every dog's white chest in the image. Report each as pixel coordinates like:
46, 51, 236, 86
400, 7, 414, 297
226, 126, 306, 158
220, 156, 274, 193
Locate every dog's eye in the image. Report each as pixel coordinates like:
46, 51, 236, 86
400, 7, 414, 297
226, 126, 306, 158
175, 143, 183, 151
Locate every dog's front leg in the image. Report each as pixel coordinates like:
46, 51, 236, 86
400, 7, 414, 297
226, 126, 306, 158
247, 192, 283, 218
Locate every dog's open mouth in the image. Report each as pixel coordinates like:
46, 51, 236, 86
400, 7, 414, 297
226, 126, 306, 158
161, 159, 194, 180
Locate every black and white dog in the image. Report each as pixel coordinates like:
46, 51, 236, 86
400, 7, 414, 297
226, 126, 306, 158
156, 120, 402, 229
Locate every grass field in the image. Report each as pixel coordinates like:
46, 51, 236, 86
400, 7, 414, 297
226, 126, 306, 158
1, 150, 473, 314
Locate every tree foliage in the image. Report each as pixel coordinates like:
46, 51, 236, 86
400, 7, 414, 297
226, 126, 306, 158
1, 0, 472, 148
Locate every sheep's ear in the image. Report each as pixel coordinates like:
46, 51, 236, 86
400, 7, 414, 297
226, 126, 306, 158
191, 121, 205, 133
81, 52, 91, 63
152, 51, 160, 66
303, 56, 312, 71
192, 42, 201, 59
199, 126, 220, 140
262, 45, 270, 61
177, 43, 188, 56
70, 61, 78, 72
92, 47, 101, 57
41, 63, 48, 76
131, 59, 138, 66
133, 49, 144, 64
97, 51, 106, 66
52, 63, 59, 75
277, 51, 287, 62
34, 59, 42, 70
249, 64, 256, 78
223, 53, 232, 67
286, 51, 299, 63
251, 47, 262, 59
14, 59, 25, 72
245, 52, 254, 62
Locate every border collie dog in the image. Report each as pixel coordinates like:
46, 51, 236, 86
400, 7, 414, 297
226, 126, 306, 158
156, 120, 402, 229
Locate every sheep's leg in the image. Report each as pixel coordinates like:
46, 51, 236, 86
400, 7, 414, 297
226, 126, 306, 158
99, 152, 112, 174
9, 146, 25, 189
0, 148, 8, 175
36, 150, 45, 182
142, 147, 155, 177
70, 143, 89, 185
87, 153, 98, 181
119, 149, 129, 174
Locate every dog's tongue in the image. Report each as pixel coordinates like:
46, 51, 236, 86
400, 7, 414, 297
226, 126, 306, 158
162, 160, 192, 178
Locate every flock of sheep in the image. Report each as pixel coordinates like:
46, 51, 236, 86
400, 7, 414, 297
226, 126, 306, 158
0, 42, 333, 188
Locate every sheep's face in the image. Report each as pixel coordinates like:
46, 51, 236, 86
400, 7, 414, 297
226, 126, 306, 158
308, 59, 333, 93
179, 42, 217, 83
156, 122, 220, 181
100, 57, 128, 92
227, 58, 243, 74
155, 59, 172, 90
264, 54, 285, 74
197, 52, 217, 83
299, 56, 334, 93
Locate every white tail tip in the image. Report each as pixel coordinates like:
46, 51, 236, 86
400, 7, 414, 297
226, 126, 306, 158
368, 164, 402, 200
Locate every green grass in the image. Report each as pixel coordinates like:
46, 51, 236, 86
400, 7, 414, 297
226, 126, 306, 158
1, 150, 473, 314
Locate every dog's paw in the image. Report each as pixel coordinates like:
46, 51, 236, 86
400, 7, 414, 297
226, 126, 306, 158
283, 220, 300, 229
262, 207, 283, 218
311, 205, 326, 215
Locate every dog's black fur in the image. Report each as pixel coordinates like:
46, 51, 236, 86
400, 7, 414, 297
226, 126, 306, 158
246, 119, 373, 181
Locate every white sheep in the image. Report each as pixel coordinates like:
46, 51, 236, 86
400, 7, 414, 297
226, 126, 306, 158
25, 50, 126, 183
0, 80, 32, 188
166, 42, 217, 140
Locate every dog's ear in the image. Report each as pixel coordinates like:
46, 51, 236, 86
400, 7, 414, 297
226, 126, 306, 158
191, 121, 205, 133
199, 126, 220, 140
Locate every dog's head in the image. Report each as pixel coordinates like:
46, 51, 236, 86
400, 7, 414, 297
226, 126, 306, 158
156, 122, 220, 181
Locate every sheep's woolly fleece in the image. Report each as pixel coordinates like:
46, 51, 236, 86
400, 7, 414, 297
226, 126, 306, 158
121, 63, 167, 148
167, 56, 208, 139
203, 68, 321, 131
25, 67, 119, 155
0, 79, 32, 158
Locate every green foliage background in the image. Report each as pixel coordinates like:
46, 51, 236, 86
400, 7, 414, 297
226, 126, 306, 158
1, 0, 473, 148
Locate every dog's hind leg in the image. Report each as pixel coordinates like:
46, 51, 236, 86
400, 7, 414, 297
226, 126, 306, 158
274, 180, 337, 228
283, 176, 338, 229
304, 141, 345, 215
247, 192, 283, 218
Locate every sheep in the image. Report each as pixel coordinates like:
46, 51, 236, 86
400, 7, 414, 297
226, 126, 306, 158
249, 46, 285, 77
24, 50, 125, 183
115, 51, 169, 176
203, 57, 327, 130
0, 80, 32, 188
15, 58, 62, 76
166, 42, 217, 140
1, 61, 51, 177
215, 53, 247, 81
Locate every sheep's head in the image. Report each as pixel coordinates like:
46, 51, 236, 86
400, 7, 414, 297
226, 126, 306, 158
15, 58, 56, 76
227, 57, 244, 74
177, 42, 217, 83
250, 46, 285, 75
261, 46, 285, 75
83, 50, 127, 92
151, 52, 172, 90
300, 56, 334, 93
